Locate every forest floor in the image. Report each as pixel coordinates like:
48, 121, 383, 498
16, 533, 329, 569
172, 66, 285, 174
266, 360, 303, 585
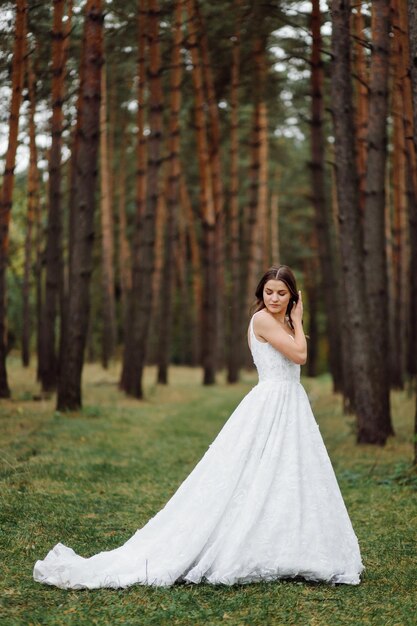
1, 355, 416, 626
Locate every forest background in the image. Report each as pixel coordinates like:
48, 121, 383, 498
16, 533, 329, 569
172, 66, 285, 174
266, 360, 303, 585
0, 0, 417, 450
1, 1, 417, 624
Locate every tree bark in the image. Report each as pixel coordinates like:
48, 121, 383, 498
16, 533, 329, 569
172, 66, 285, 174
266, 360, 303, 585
270, 174, 280, 264
116, 124, 132, 332
157, 0, 183, 384
194, 0, 226, 370
99, 63, 116, 368
227, 1, 242, 384
391, 0, 409, 388
41, 0, 67, 391
304, 248, 319, 378
121, 0, 163, 398
310, 0, 343, 392
186, 0, 217, 384
331, 0, 387, 444
22, 52, 39, 368
407, 1, 417, 389
409, 1, 417, 155
363, 0, 393, 436
0, 0, 27, 398
56, 0, 103, 410
245, 33, 268, 311
180, 174, 202, 366
120, 0, 148, 394
352, 3, 369, 214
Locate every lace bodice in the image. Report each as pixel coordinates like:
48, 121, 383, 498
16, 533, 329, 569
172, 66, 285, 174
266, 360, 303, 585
249, 313, 300, 383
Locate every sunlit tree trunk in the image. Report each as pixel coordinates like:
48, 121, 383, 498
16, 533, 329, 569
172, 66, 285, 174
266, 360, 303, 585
56, 0, 103, 410
310, 0, 343, 391
0, 0, 27, 398
331, 0, 387, 444
186, 0, 217, 384
157, 0, 183, 384
121, 0, 163, 398
22, 53, 39, 368
99, 63, 116, 368
363, 0, 393, 436
227, 1, 242, 384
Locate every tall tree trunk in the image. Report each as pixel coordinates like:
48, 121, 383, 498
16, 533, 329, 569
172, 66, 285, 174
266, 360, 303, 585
0, 0, 27, 398
363, 0, 393, 436
22, 53, 39, 368
352, 2, 369, 214
304, 246, 319, 378
121, 0, 163, 398
409, 2, 417, 154
331, 0, 387, 444
57, 0, 73, 380
408, 0, 417, 467
245, 34, 268, 311
120, 0, 148, 394
180, 174, 202, 365
310, 0, 343, 392
194, 0, 226, 370
270, 173, 280, 263
99, 63, 116, 368
116, 124, 132, 334
258, 102, 269, 273
41, 0, 67, 391
56, 0, 103, 410
157, 0, 183, 384
395, 1, 417, 385
391, 0, 409, 388
186, 0, 217, 384
149, 183, 166, 363
244, 104, 261, 310
407, 1, 417, 388
227, 1, 242, 384
385, 167, 396, 388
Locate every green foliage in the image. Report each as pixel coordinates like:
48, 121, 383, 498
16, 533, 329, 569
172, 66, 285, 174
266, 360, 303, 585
0, 361, 416, 625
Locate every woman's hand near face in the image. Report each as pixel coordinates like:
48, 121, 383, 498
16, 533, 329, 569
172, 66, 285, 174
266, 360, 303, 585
291, 291, 303, 325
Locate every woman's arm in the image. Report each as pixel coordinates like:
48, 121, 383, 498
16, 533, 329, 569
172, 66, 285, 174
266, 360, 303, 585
254, 292, 307, 365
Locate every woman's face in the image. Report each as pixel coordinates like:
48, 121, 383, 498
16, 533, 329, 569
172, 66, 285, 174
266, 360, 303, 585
263, 279, 291, 315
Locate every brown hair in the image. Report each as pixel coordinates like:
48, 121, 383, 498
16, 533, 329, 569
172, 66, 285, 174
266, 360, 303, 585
251, 265, 299, 330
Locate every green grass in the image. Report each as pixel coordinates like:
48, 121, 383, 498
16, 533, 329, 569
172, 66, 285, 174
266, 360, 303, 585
1, 356, 416, 626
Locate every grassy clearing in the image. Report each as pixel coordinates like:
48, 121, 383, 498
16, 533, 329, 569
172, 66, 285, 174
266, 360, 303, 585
0, 355, 416, 626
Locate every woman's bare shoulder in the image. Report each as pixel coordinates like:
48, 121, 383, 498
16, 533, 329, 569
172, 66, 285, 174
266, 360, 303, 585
253, 309, 272, 325
253, 310, 275, 334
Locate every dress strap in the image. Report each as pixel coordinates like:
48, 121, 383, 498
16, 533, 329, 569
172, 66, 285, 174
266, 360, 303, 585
250, 313, 256, 337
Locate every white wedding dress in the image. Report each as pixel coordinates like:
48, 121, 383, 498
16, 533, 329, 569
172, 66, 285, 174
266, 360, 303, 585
33, 313, 363, 589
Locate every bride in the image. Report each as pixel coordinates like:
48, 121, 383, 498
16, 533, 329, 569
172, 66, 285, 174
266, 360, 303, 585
34, 265, 363, 589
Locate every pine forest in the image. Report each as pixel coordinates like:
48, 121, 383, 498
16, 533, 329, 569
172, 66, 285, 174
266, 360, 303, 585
1, 0, 417, 452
